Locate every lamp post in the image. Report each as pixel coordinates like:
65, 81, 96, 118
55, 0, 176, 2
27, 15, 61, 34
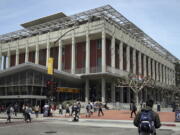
47, 25, 79, 103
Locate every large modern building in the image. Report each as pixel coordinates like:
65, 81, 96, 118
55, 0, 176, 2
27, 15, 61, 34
0, 5, 178, 107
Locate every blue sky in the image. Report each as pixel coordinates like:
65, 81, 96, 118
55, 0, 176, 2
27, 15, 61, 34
0, 0, 180, 59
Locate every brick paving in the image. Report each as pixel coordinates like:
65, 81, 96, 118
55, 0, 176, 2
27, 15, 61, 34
60, 110, 176, 122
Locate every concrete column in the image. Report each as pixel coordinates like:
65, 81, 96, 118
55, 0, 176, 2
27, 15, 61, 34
169, 70, 172, 85
120, 87, 124, 103
25, 39, 29, 63
126, 45, 130, 72
159, 64, 162, 83
152, 60, 155, 80
173, 71, 176, 85
169, 69, 172, 85
85, 79, 89, 103
119, 42, 123, 70
164, 66, 167, 84
168, 68, 171, 85
160, 64, 163, 83
133, 49, 136, 74
15, 48, 19, 66
162, 65, 164, 83
111, 82, 115, 103
86, 30, 90, 74
143, 55, 147, 77
111, 36, 115, 69
46, 33, 50, 67
148, 57, 151, 77
101, 78, 106, 103
71, 31, 75, 74
171, 70, 174, 85
7, 47, 10, 68
174, 71, 176, 85
0, 47, 2, 70
58, 40, 62, 71
102, 29, 106, 72
167, 68, 170, 85
138, 52, 142, 75
156, 62, 159, 81
171, 70, 173, 85
164, 67, 167, 84
35, 43, 39, 64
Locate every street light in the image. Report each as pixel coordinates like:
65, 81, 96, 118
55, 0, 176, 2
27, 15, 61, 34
47, 24, 79, 103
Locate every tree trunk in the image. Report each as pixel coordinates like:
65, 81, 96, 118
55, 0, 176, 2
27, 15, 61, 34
135, 92, 139, 105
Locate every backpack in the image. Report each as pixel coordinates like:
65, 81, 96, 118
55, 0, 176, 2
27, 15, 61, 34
139, 110, 155, 133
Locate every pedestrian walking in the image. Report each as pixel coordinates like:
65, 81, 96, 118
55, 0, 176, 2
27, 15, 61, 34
58, 104, 63, 115
6, 106, 11, 123
24, 106, 32, 123
97, 102, 104, 116
34, 105, 40, 118
14, 103, 18, 116
130, 102, 137, 118
77, 102, 81, 114
65, 104, 70, 117
86, 102, 91, 117
134, 99, 161, 135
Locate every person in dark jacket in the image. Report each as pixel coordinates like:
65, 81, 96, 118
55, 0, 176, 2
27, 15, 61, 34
6, 106, 11, 123
130, 102, 137, 118
134, 99, 161, 135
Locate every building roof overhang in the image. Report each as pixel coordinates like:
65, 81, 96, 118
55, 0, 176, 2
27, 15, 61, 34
0, 5, 177, 63
21, 12, 67, 28
0, 62, 81, 83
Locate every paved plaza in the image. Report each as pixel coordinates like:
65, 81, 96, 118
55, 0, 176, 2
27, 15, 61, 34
0, 119, 176, 135
0, 110, 180, 135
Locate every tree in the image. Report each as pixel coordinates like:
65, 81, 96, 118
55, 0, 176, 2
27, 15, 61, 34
115, 73, 155, 105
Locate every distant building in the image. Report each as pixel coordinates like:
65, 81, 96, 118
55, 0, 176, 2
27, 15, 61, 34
0, 5, 178, 107
175, 61, 180, 87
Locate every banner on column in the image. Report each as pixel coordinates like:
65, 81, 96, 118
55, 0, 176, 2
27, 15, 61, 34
48, 57, 54, 75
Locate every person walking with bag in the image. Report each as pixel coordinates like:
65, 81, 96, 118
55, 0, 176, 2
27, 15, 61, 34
134, 99, 161, 135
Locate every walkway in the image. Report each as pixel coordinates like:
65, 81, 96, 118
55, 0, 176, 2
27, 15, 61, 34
61, 110, 176, 122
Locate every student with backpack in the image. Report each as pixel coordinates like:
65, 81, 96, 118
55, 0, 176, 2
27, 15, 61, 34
134, 99, 161, 135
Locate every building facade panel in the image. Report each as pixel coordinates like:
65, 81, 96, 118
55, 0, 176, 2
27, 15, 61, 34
76, 42, 85, 72
10, 54, 15, 67
39, 49, 46, 66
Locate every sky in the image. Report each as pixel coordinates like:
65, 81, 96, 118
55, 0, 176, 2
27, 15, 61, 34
0, 0, 180, 59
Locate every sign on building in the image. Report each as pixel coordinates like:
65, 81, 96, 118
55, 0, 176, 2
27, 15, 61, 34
48, 57, 54, 75
56, 87, 80, 93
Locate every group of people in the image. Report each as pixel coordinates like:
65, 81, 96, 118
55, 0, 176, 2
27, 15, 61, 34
85, 101, 104, 117
57, 101, 105, 118
5, 104, 40, 123
2, 100, 161, 135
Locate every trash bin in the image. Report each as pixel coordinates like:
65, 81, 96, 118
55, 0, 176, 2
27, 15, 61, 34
157, 104, 161, 112
175, 109, 180, 122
